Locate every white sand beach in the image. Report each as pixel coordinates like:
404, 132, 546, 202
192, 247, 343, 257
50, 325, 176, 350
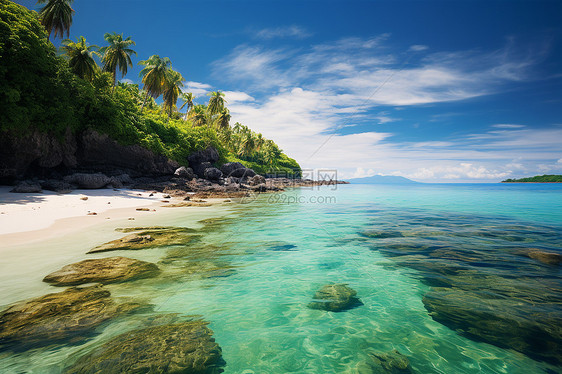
0, 187, 194, 247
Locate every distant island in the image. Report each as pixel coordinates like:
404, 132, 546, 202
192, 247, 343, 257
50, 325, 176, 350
348, 175, 418, 184
502, 175, 562, 183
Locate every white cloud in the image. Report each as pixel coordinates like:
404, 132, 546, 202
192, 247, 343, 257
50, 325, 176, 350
210, 35, 557, 182
492, 124, 525, 129
254, 25, 311, 40
184, 81, 212, 97
409, 45, 429, 52
119, 78, 134, 84
223, 91, 255, 104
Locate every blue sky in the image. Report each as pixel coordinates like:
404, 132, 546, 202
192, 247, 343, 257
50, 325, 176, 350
16, 0, 562, 182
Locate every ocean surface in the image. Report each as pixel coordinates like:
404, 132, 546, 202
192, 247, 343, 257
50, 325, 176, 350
1, 183, 561, 373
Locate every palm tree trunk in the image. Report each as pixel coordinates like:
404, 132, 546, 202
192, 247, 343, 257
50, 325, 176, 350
141, 91, 149, 112
112, 67, 117, 92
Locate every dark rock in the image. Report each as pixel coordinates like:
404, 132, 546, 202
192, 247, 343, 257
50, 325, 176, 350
0, 286, 143, 351
231, 167, 255, 178
358, 349, 413, 374
77, 130, 179, 177
174, 166, 195, 180
10, 181, 42, 193
187, 146, 219, 166
0, 128, 77, 183
249, 175, 266, 186
204, 167, 223, 181
308, 284, 363, 312
220, 162, 245, 176
43, 257, 160, 286
64, 320, 225, 374
40, 179, 74, 193
64, 173, 111, 189
252, 183, 267, 192
361, 230, 404, 239
193, 162, 213, 178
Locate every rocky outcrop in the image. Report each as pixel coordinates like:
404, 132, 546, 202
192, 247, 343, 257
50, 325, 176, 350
64, 320, 225, 374
188, 146, 219, 166
43, 257, 160, 286
0, 129, 179, 183
0, 128, 77, 183
10, 181, 42, 193
220, 162, 256, 178
175, 166, 195, 180
248, 175, 266, 186
204, 167, 223, 181
0, 286, 143, 351
308, 284, 363, 312
77, 129, 179, 177
64, 172, 111, 189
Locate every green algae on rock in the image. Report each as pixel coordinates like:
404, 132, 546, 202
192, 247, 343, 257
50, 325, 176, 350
89, 227, 202, 253
43, 257, 160, 286
357, 349, 413, 374
64, 321, 225, 374
423, 288, 562, 365
0, 286, 144, 351
308, 283, 363, 312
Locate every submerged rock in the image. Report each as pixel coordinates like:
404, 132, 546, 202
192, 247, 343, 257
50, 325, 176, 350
308, 284, 363, 312
88, 227, 200, 253
357, 349, 413, 374
423, 288, 562, 365
525, 248, 562, 266
64, 321, 225, 374
0, 286, 143, 351
43, 257, 160, 286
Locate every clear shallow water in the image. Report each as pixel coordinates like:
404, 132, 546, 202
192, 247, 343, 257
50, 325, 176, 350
0, 183, 561, 373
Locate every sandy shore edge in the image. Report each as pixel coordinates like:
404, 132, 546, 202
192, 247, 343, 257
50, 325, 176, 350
0, 187, 223, 247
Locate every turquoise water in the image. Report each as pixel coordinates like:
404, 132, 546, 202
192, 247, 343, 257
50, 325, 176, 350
1, 183, 561, 373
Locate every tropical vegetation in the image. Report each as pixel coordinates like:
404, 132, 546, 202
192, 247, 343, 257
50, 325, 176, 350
0, 0, 300, 175
502, 175, 562, 183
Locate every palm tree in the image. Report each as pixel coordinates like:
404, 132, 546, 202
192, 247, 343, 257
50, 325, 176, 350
216, 108, 231, 130
179, 92, 195, 121
207, 91, 226, 116
162, 70, 185, 117
59, 36, 100, 81
189, 105, 207, 127
138, 55, 172, 111
37, 0, 74, 40
99, 32, 137, 88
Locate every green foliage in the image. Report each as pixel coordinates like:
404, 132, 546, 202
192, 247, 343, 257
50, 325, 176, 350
99, 32, 136, 86
59, 35, 100, 81
37, 0, 74, 40
502, 175, 562, 183
0, 0, 301, 175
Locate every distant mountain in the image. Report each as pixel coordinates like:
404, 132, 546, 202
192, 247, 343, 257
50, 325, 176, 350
502, 175, 562, 183
347, 175, 418, 184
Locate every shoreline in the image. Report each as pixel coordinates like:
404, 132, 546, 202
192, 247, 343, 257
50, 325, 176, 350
0, 187, 225, 248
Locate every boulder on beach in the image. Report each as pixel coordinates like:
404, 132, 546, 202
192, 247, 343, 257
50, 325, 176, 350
248, 175, 266, 186
357, 349, 413, 374
308, 283, 363, 312
88, 226, 200, 253
175, 166, 195, 180
219, 162, 256, 179
10, 181, 42, 193
64, 320, 225, 374
204, 167, 223, 181
43, 257, 160, 286
0, 286, 143, 351
64, 172, 111, 189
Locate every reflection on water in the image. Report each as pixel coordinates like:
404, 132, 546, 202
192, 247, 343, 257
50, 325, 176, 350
0, 184, 561, 373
